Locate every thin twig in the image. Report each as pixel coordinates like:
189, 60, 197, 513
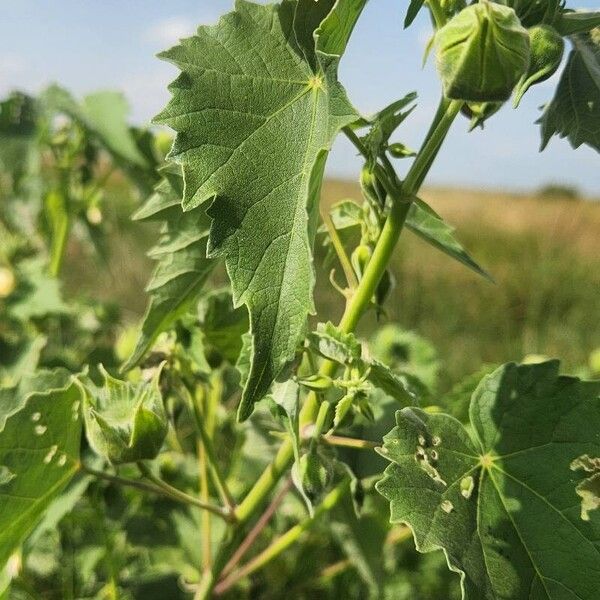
322, 434, 378, 451
221, 478, 293, 578
215, 482, 348, 595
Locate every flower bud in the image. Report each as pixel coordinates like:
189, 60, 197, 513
351, 244, 373, 280
294, 451, 333, 508
461, 101, 504, 130
435, 2, 530, 101
513, 25, 564, 107
79, 365, 168, 464
387, 142, 417, 159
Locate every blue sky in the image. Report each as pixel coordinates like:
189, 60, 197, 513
1, 0, 599, 194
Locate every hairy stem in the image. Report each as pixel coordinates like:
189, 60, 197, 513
215, 482, 348, 595
427, 0, 447, 29
198, 388, 212, 571
221, 478, 293, 579
322, 434, 378, 450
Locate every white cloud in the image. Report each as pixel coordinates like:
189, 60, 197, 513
144, 16, 197, 47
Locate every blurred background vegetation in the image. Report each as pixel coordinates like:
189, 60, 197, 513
66, 174, 600, 392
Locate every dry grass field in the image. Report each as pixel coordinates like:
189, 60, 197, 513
318, 180, 600, 388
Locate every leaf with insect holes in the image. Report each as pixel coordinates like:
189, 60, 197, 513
0, 370, 82, 570
540, 32, 600, 153
79, 366, 168, 464
155, 0, 359, 420
376, 361, 600, 600
123, 167, 218, 371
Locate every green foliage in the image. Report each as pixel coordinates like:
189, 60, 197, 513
377, 361, 600, 599
540, 31, 600, 152
156, 0, 358, 421
123, 168, 217, 370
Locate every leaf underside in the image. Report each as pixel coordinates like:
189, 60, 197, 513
540, 32, 600, 153
156, 0, 358, 420
377, 361, 600, 600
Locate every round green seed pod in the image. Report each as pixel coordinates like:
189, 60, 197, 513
513, 25, 564, 107
435, 2, 530, 102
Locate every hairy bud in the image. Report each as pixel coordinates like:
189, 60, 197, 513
435, 2, 530, 101
513, 25, 564, 107
461, 101, 504, 130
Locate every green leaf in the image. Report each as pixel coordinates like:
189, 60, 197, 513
268, 378, 301, 463
365, 360, 423, 405
308, 321, 362, 364
7, 258, 69, 321
540, 32, 600, 153
377, 361, 600, 600
41, 86, 157, 193
555, 11, 600, 36
0, 370, 82, 570
42, 86, 149, 168
369, 324, 440, 393
405, 0, 425, 28
361, 93, 417, 162
197, 290, 249, 365
0, 368, 73, 431
331, 494, 388, 597
406, 199, 493, 282
79, 365, 168, 464
156, 0, 358, 420
0, 336, 46, 387
123, 169, 218, 370
314, 0, 369, 57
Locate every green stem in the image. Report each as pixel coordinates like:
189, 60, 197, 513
427, 0, 447, 28
311, 400, 332, 442
194, 382, 237, 513
214, 482, 348, 595
323, 434, 378, 451
84, 464, 230, 519
323, 211, 359, 290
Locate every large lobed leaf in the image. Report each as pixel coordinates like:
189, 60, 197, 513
540, 31, 600, 153
155, 0, 361, 420
123, 167, 217, 370
0, 370, 82, 569
377, 361, 600, 599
